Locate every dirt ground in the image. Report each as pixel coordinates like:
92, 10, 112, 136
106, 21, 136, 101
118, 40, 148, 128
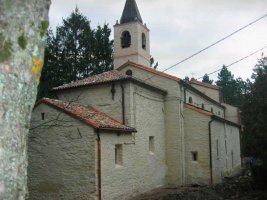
132, 175, 267, 200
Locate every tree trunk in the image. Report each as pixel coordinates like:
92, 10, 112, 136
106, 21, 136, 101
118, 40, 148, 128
0, 0, 50, 199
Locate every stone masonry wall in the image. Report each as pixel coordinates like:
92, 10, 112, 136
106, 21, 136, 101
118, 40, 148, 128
28, 104, 97, 200
211, 121, 241, 184
185, 89, 224, 118
190, 83, 220, 103
101, 83, 167, 200
57, 84, 123, 123
184, 107, 211, 185
119, 66, 183, 185
114, 22, 150, 68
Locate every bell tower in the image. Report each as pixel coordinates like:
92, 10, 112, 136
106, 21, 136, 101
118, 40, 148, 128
113, 0, 151, 69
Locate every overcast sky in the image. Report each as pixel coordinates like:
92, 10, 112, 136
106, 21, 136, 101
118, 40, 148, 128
49, 0, 267, 81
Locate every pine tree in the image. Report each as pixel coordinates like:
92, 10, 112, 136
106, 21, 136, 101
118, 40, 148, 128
242, 57, 267, 167
37, 8, 114, 100
202, 73, 213, 84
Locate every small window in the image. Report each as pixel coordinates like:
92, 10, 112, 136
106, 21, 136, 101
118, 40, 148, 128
142, 33, 146, 49
125, 69, 133, 76
189, 97, 193, 104
149, 136, 155, 153
211, 107, 214, 113
225, 140, 227, 155
202, 104, 205, 109
218, 111, 221, 115
41, 113, 45, 120
115, 144, 123, 165
191, 151, 198, 161
216, 139, 219, 158
121, 31, 131, 48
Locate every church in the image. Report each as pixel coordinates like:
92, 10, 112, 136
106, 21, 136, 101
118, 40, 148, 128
28, 0, 242, 199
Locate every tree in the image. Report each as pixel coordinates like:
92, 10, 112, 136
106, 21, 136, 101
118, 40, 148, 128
37, 8, 113, 100
202, 73, 213, 84
242, 57, 267, 167
0, 1, 50, 199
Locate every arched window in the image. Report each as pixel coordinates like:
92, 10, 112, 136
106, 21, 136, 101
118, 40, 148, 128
211, 107, 214, 113
142, 33, 146, 49
202, 104, 205, 109
189, 97, 193, 104
121, 31, 131, 48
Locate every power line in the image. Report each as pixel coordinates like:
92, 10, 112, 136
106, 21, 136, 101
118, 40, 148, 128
144, 12, 267, 81
197, 45, 267, 80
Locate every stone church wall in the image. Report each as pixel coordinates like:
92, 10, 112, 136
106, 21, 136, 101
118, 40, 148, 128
184, 107, 211, 185
28, 104, 97, 200
57, 84, 123, 124
119, 65, 183, 185
211, 121, 241, 184
101, 83, 167, 200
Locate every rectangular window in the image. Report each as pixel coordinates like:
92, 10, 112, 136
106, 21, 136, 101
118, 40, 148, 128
191, 151, 198, 161
225, 140, 227, 155
115, 144, 123, 166
149, 136, 155, 153
216, 139, 219, 158
41, 112, 45, 120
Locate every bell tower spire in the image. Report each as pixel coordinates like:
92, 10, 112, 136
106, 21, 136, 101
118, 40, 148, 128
113, 0, 151, 69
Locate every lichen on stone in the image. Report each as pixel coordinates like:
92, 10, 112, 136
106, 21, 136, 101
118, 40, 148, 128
0, 33, 12, 62
18, 33, 27, 50
40, 20, 49, 37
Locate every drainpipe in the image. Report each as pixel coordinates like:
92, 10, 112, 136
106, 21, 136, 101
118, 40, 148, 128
208, 119, 215, 185
120, 83, 125, 125
96, 129, 102, 200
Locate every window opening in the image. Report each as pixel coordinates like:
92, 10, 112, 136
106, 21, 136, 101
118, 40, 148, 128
142, 33, 146, 49
189, 96, 193, 104
149, 136, 155, 153
115, 144, 123, 165
121, 31, 131, 48
41, 113, 45, 120
191, 151, 198, 161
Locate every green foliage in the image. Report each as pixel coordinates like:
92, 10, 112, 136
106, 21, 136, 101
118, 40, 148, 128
183, 76, 190, 82
37, 8, 113, 100
18, 33, 27, 49
242, 57, 267, 167
0, 32, 12, 62
216, 65, 250, 106
202, 74, 213, 84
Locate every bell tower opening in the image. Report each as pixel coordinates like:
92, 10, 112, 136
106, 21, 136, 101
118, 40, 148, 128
113, 0, 151, 69
121, 31, 131, 48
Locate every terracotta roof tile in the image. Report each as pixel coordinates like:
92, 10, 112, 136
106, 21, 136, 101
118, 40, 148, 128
184, 104, 214, 117
52, 70, 167, 94
118, 61, 181, 81
37, 98, 136, 132
190, 78, 222, 90
53, 70, 129, 91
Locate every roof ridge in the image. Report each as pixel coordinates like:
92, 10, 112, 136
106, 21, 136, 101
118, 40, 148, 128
118, 61, 181, 82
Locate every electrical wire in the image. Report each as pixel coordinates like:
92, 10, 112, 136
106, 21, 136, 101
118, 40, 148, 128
197, 45, 267, 80
144, 12, 267, 81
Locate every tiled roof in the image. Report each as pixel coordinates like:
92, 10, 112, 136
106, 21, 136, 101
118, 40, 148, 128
184, 104, 213, 117
37, 98, 136, 132
52, 70, 167, 94
118, 61, 181, 82
190, 78, 222, 90
53, 70, 129, 91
